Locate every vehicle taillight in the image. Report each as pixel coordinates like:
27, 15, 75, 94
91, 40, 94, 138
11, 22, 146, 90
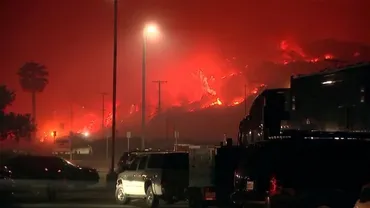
234, 171, 254, 191
269, 175, 278, 196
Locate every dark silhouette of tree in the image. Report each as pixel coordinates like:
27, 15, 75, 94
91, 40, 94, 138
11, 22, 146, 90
0, 85, 35, 141
0, 85, 15, 110
17, 62, 49, 126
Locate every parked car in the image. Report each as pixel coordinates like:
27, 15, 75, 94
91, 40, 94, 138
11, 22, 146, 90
2, 154, 99, 200
115, 152, 188, 208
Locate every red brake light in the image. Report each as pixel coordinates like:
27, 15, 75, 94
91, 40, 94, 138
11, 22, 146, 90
269, 175, 278, 195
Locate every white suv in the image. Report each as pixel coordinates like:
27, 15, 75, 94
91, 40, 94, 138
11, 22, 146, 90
115, 152, 188, 208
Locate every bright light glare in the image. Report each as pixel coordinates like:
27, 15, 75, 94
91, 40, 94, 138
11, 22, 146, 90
83, 132, 89, 137
322, 80, 335, 85
65, 159, 77, 167
146, 24, 158, 34
144, 24, 159, 38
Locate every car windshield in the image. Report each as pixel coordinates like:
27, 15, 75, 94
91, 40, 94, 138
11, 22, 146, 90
63, 159, 78, 167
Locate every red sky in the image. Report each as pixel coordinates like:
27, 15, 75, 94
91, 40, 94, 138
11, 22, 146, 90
1, 0, 369, 129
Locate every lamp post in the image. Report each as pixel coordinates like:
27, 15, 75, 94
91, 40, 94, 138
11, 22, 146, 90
109, 0, 118, 175
141, 24, 159, 150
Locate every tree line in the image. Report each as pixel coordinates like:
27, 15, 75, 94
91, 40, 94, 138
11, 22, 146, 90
0, 61, 48, 141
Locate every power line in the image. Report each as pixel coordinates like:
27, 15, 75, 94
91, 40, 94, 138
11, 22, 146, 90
100, 92, 108, 131
152, 80, 167, 114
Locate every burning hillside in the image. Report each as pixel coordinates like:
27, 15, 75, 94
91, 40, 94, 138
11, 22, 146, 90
39, 39, 370, 141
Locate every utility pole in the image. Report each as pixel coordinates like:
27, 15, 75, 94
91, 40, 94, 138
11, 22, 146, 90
101, 92, 108, 160
69, 103, 73, 161
152, 80, 167, 113
110, 0, 118, 174
142, 31, 147, 151
165, 116, 169, 140
70, 103, 74, 133
244, 84, 247, 116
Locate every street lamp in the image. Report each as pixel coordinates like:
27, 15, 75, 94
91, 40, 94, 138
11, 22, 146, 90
141, 23, 159, 150
107, 0, 118, 180
83, 131, 89, 137
144, 24, 159, 36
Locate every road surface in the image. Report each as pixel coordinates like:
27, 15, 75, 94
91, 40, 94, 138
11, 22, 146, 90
5, 190, 264, 208
16, 202, 263, 208
17, 202, 188, 208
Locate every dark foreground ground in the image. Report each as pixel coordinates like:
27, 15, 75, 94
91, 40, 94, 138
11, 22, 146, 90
2, 189, 264, 208
1, 163, 263, 208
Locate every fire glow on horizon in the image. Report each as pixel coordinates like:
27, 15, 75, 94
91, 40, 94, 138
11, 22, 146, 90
39, 39, 363, 141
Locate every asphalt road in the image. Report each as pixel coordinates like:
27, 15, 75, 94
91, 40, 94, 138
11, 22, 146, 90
15, 202, 264, 208
15, 202, 188, 208
5, 190, 264, 208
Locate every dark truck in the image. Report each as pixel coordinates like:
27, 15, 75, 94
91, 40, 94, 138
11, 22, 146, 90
187, 142, 251, 208
230, 62, 370, 207
232, 139, 370, 208
239, 62, 370, 144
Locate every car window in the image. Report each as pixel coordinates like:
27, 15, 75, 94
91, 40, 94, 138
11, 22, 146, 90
119, 153, 130, 162
163, 153, 188, 169
117, 152, 132, 172
138, 156, 148, 170
147, 154, 164, 169
63, 158, 77, 167
30, 156, 64, 171
147, 153, 188, 169
127, 157, 140, 170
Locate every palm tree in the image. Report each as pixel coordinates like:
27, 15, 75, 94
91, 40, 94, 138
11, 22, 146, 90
17, 62, 49, 129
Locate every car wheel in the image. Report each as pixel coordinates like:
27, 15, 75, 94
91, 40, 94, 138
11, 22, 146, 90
115, 185, 130, 204
146, 185, 159, 208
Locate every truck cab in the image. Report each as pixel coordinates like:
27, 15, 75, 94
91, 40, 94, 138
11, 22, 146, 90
240, 63, 370, 144
239, 88, 289, 144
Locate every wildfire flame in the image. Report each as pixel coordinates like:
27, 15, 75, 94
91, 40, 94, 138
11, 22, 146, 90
40, 39, 366, 139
